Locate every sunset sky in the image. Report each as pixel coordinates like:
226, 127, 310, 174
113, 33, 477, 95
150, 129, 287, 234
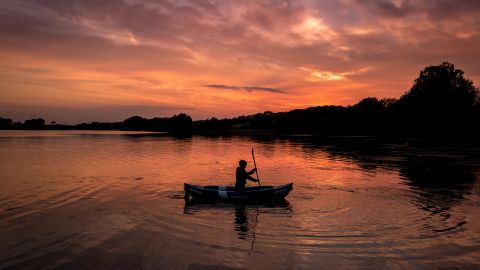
1, 0, 479, 124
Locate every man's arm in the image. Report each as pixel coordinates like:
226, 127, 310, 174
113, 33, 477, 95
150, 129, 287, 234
246, 175, 258, 182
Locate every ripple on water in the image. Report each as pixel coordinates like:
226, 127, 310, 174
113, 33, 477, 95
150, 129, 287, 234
1, 132, 480, 269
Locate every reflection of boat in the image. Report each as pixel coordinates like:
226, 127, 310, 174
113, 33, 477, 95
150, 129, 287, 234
183, 199, 292, 248
184, 183, 293, 201
183, 199, 292, 213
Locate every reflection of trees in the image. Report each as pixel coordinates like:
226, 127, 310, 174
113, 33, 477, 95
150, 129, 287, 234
318, 139, 477, 212
121, 132, 193, 140
296, 136, 478, 200
400, 156, 475, 200
296, 136, 478, 198
298, 139, 478, 234
399, 155, 476, 233
287, 136, 387, 172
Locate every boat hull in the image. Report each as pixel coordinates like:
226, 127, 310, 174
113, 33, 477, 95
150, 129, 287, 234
184, 183, 293, 201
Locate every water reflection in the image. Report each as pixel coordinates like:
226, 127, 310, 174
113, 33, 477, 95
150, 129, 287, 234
184, 200, 292, 254
401, 155, 475, 197
296, 136, 478, 194
399, 155, 475, 234
234, 206, 250, 240
2, 131, 480, 269
297, 137, 478, 236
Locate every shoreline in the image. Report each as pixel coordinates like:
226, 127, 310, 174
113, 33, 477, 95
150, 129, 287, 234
2, 129, 480, 146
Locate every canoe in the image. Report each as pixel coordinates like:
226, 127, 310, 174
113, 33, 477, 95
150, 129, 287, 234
184, 183, 293, 201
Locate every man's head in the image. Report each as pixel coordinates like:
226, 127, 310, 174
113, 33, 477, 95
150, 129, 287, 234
239, 160, 247, 168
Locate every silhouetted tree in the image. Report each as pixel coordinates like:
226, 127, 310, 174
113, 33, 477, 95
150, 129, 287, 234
23, 118, 45, 129
118, 114, 192, 133
75, 121, 118, 130
392, 62, 479, 136
344, 98, 384, 135
0, 117, 13, 129
167, 113, 193, 133
193, 116, 237, 133
122, 116, 148, 130
12, 122, 23, 129
2, 63, 477, 138
402, 62, 477, 108
380, 98, 397, 109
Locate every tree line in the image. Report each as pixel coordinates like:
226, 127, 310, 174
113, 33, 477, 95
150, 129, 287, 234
0, 114, 193, 134
1, 62, 479, 138
194, 62, 480, 138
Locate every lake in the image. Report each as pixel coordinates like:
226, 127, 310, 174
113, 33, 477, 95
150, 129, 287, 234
0, 130, 479, 269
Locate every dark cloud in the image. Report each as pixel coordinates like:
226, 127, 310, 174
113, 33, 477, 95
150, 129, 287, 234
204, 84, 240, 90
204, 84, 284, 93
421, 0, 480, 20
243, 86, 285, 93
353, 0, 411, 18
351, 0, 480, 20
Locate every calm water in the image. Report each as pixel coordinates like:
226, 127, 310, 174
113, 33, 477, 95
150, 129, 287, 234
1, 130, 479, 269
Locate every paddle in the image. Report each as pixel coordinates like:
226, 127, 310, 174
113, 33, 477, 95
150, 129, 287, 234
251, 148, 261, 186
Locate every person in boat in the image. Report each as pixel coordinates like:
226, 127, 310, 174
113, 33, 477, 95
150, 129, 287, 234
235, 160, 258, 191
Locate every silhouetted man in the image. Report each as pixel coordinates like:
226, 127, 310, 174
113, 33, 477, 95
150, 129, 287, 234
235, 160, 258, 191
